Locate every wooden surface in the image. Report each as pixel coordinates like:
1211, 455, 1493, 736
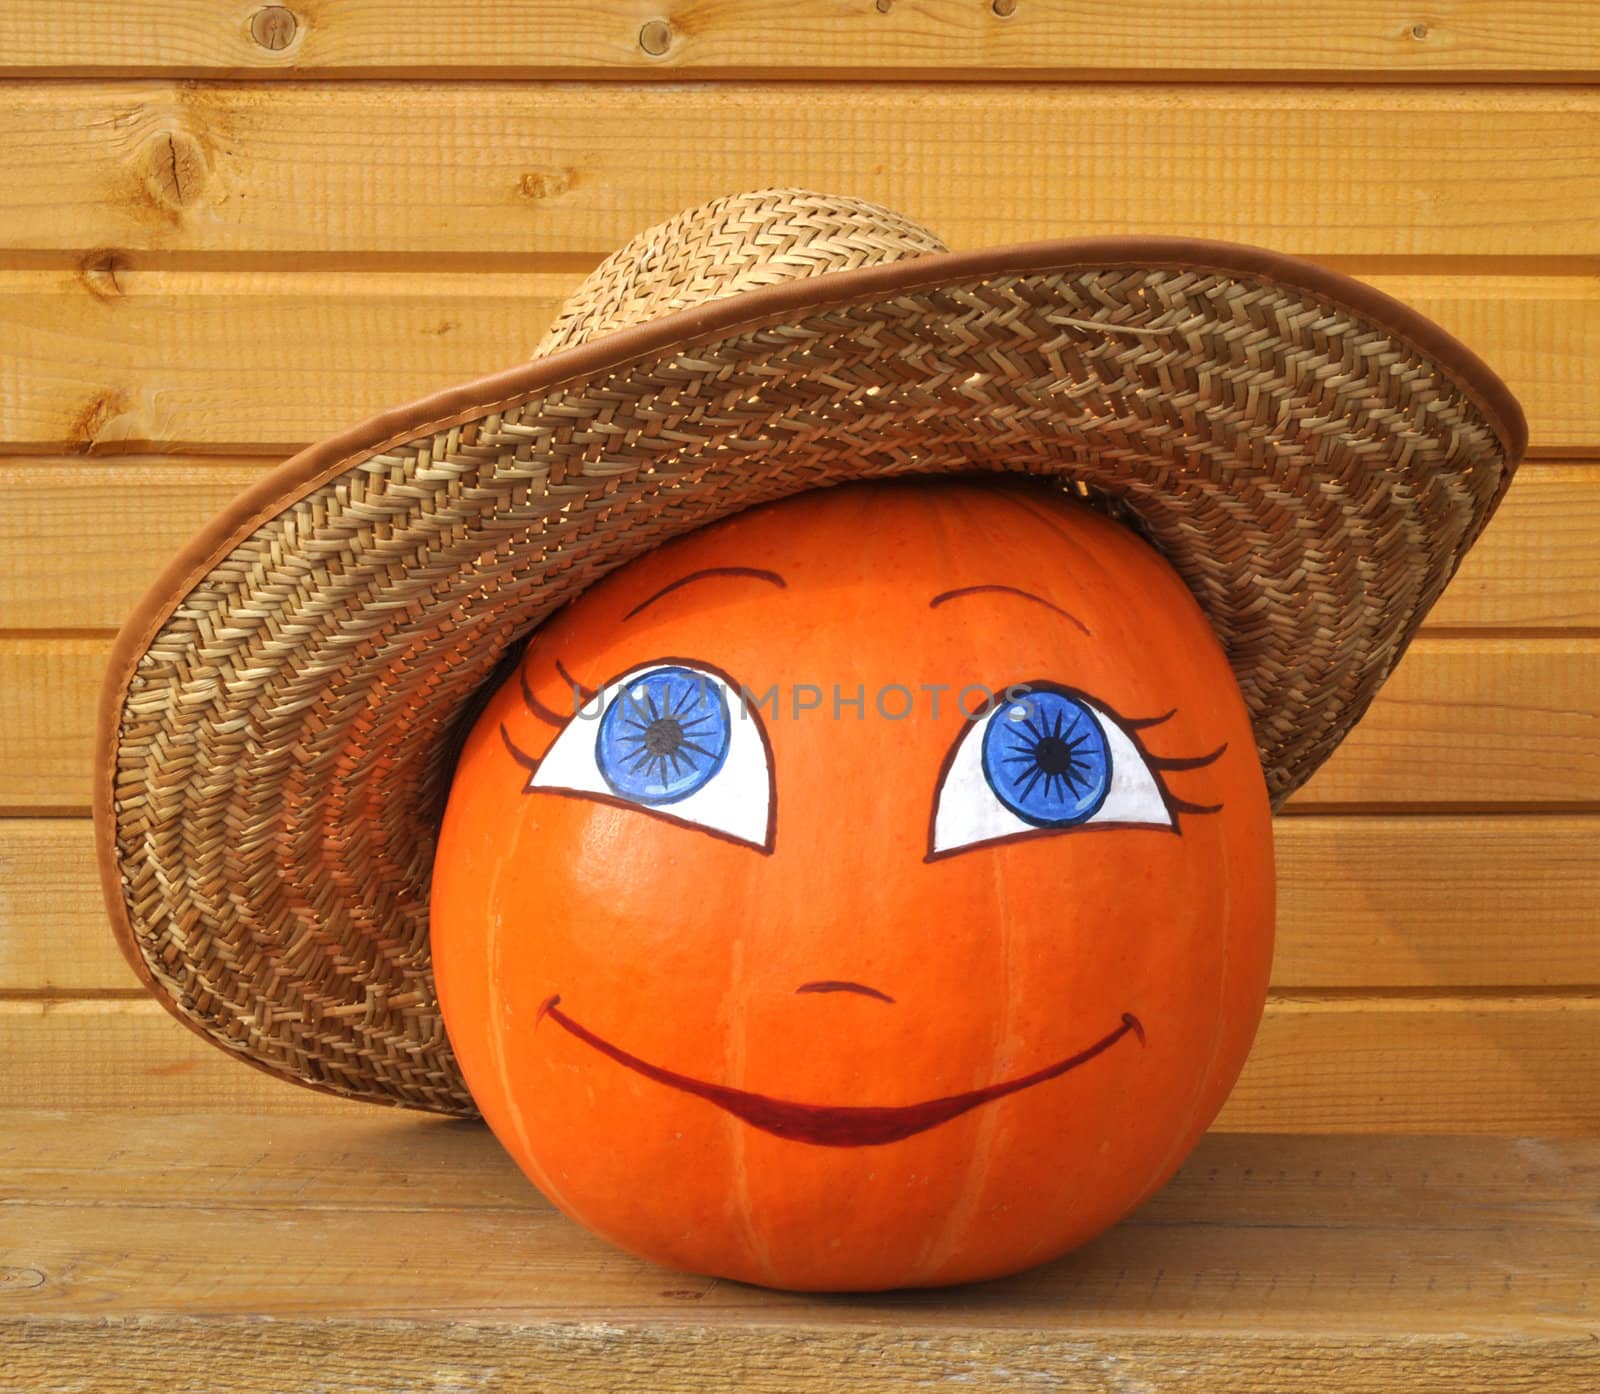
8, 994, 1600, 1134
0, 4, 1596, 1138
3, 85, 1597, 259
2, 271, 1596, 452
10, 814, 1599, 991
2, 2, 1598, 80
5, 459, 1598, 630
8, 634, 1599, 811
1, 1114, 1596, 1391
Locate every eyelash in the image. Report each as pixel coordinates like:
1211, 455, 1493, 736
1105, 705, 1228, 818
496, 663, 573, 774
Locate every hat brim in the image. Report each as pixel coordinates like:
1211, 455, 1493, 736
95, 236, 1526, 1113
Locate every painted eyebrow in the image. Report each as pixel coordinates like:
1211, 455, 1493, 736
928, 584, 1091, 636
623, 566, 786, 621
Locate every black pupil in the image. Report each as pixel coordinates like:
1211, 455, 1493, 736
643, 716, 684, 757
1032, 734, 1077, 776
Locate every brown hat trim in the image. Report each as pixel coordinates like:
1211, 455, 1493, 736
94, 233, 1527, 1066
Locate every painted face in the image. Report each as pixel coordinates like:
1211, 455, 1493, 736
432, 478, 1275, 1291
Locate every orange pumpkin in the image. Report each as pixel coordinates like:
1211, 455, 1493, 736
432, 477, 1274, 1290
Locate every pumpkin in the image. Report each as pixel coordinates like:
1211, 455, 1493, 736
431, 477, 1275, 1291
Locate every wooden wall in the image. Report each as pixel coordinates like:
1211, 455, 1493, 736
0, 2, 1596, 1132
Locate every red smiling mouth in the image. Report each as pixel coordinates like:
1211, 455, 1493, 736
538, 996, 1145, 1148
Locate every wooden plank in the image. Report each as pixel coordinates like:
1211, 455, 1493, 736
8, 815, 1600, 993
2, 1122, 1595, 1392
2, 2, 1598, 80
5, 458, 1595, 631
4, 995, 1598, 1133
1270, 815, 1600, 988
0, 457, 261, 626
9, 1321, 1580, 1394
6, 636, 1597, 811
1291, 637, 1600, 808
9, 1112, 1597, 1230
0, 268, 1591, 452
0, 821, 141, 990
1231, 996, 1600, 1134
0, 639, 106, 811
1435, 463, 1600, 629
0, 999, 343, 1115
1, 84, 1597, 258
0, 268, 567, 452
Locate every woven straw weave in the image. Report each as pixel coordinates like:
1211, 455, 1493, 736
105, 188, 1515, 1113
536, 188, 949, 354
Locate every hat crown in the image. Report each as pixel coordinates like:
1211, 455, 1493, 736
533, 187, 948, 357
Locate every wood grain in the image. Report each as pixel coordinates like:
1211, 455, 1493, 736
1428, 463, 1600, 629
5, 459, 1594, 631
0, 267, 571, 451
1270, 815, 1600, 987
1, 8, 1593, 1171
0, 456, 261, 625
1236, 996, 1600, 1134
2, 1, 1597, 80
8, 815, 1599, 993
0, 639, 106, 811
2, 1118, 1595, 1390
4, 995, 1597, 1132
6, 635, 1597, 811
1288, 637, 1600, 808
0, 268, 1591, 451
0, 821, 141, 991
10, 1111, 1597, 1228
9, 1322, 1583, 1394
1, 84, 1596, 258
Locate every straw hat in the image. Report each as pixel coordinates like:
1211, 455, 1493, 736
96, 187, 1526, 1114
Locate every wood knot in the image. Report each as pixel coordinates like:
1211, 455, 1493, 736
992, 0, 1018, 16
140, 129, 207, 213
1408, 20, 1430, 39
638, 18, 672, 57
520, 168, 574, 201
80, 249, 131, 302
69, 390, 134, 450
250, 6, 299, 51
0, 1267, 47, 1293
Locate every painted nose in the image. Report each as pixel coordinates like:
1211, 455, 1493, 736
795, 980, 896, 1004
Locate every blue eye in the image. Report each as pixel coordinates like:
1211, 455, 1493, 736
595, 665, 732, 805
930, 680, 1177, 858
524, 662, 774, 851
529, 658, 773, 850
981, 690, 1111, 827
